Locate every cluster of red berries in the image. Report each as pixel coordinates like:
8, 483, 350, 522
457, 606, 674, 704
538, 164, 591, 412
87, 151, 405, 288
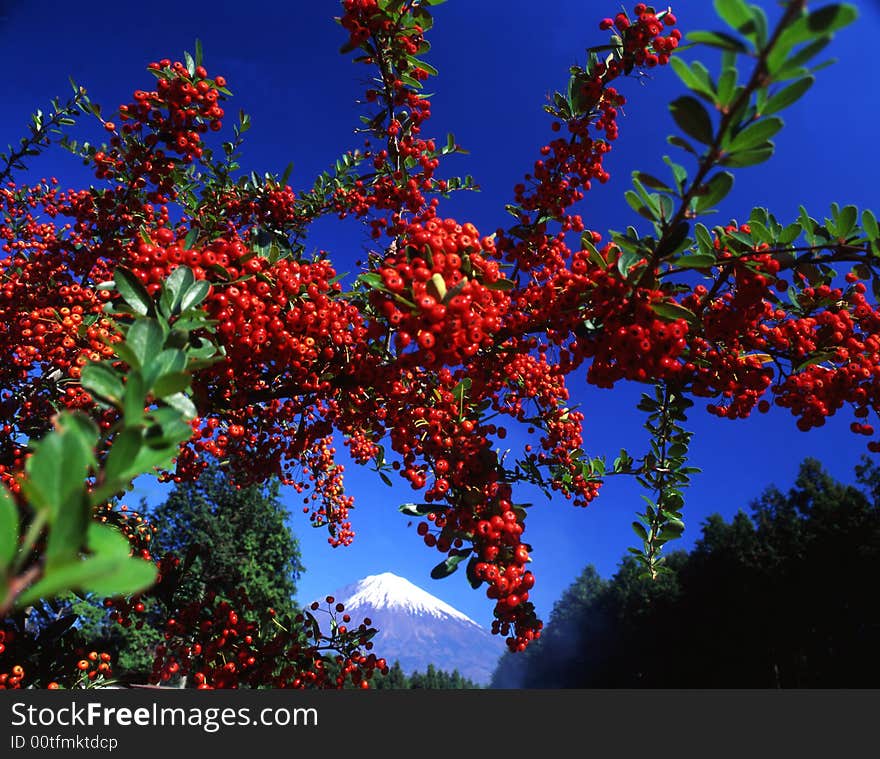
339, 0, 382, 47
412, 478, 542, 650
94, 502, 157, 556
300, 436, 355, 547
773, 277, 880, 438
0, 626, 114, 688
0, 630, 24, 689
503, 5, 679, 260
335, 0, 443, 239
370, 218, 507, 365
0, 665, 25, 689
151, 589, 385, 689
87, 61, 227, 211
74, 650, 113, 682
128, 60, 225, 158
199, 182, 301, 233
599, 5, 680, 67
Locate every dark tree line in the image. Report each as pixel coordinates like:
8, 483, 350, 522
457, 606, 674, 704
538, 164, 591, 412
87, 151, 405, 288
372, 661, 480, 689
491, 458, 880, 688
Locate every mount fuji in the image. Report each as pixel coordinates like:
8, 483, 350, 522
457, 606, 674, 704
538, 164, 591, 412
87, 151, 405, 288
333, 572, 505, 685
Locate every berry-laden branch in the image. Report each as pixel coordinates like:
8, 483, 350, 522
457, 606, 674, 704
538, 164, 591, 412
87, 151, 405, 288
0, 0, 876, 686
0, 85, 89, 184
630, 384, 696, 578
640, 0, 810, 283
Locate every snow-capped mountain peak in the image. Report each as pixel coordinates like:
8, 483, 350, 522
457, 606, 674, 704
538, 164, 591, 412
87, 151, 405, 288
331, 572, 505, 684
337, 572, 479, 627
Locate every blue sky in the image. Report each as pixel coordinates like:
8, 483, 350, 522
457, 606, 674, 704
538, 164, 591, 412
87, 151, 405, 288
2, 1, 879, 628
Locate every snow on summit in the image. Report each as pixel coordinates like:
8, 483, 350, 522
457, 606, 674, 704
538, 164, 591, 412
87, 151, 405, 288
337, 572, 480, 627
332, 571, 504, 684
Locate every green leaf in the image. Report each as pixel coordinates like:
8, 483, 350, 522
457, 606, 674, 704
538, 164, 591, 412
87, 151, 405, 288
25, 415, 95, 525
465, 556, 482, 589
399, 503, 444, 516
656, 221, 692, 258
778, 222, 803, 245
129, 439, 178, 477
185, 336, 218, 361
40, 505, 90, 573
113, 342, 140, 371
430, 551, 469, 580
114, 268, 152, 316
25, 419, 95, 572
123, 370, 145, 424
141, 410, 191, 452
617, 249, 644, 280
687, 29, 749, 53
761, 77, 814, 116
694, 223, 715, 254
625, 190, 657, 221
663, 155, 688, 190
180, 280, 210, 312
695, 171, 734, 212
748, 220, 771, 243
727, 117, 784, 152
669, 58, 715, 99
126, 319, 164, 370
634, 172, 674, 194
716, 66, 738, 107
161, 392, 197, 420
714, 0, 753, 32
88, 522, 133, 557
658, 520, 686, 540
834, 204, 858, 239
862, 209, 879, 241
650, 301, 698, 327
669, 96, 714, 145
668, 135, 698, 155
721, 144, 775, 167
452, 378, 472, 405
777, 37, 832, 76
104, 428, 144, 485
799, 4, 858, 36
632, 521, 649, 542
676, 254, 717, 268
0, 486, 18, 569
770, 5, 857, 72
17, 554, 156, 607
80, 363, 124, 405
359, 272, 388, 292
165, 265, 195, 312
483, 278, 515, 291
142, 348, 187, 390
153, 372, 190, 398
727, 230, 756, 248
632, 175, 660, 210
751, 4, 769, 46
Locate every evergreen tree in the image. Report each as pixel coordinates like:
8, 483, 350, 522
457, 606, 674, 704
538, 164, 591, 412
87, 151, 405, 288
150, 464, 305, 618
74, 465, 305, 678
373, 660, 480, 689
373, 660, 410, 689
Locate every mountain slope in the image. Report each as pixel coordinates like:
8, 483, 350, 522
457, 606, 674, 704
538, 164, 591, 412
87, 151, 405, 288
334, 572, 504, 685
